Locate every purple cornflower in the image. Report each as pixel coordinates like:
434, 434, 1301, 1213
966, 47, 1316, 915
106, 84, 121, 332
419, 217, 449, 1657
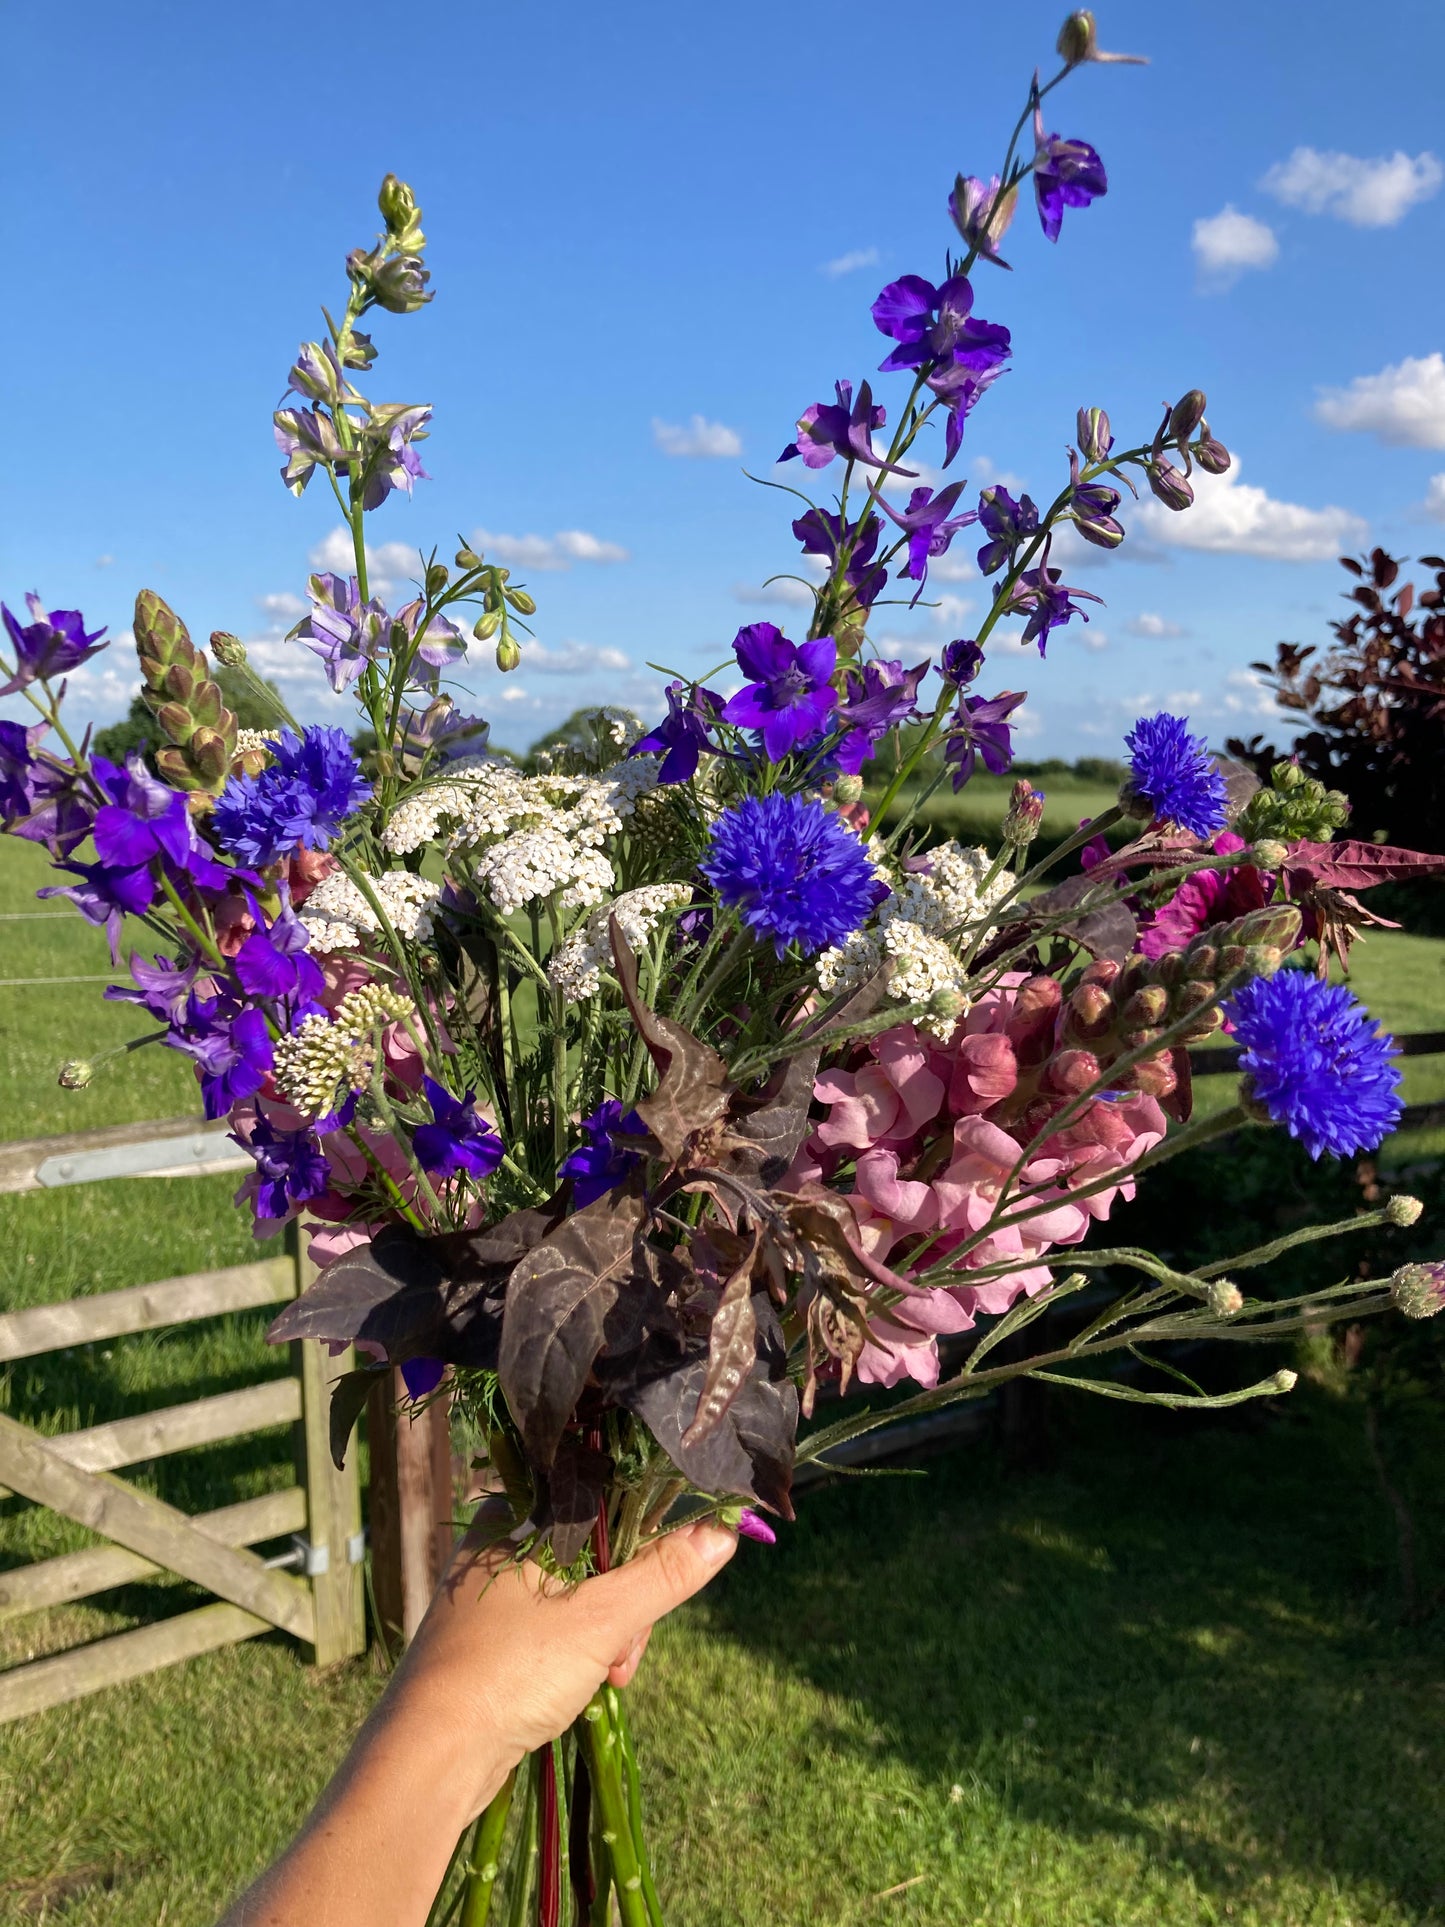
833, 658, 929, 774
721, 625, 838, 762
294, 573, 390, 693
948, 174, 1018, 268
0, 596, 107, 696
632, 681, 723, 785
943, 690, 1027, 790
1009, 566, 1102, 655
879, 484, 976, 594
360, 405, 432, 510
870, 274, 1011, 379
701, 792, 882, 957
232, 1113, 331, 1224
105, 950, 200, 1024
90, 751, 194, 870
413, 1078, 505, 1180
1225, 970, 1402, 1160
559, 1099, 650, 1207
1033, 109, 1108, 242
792, 509, 887, 609
975, 487, 1040, 577
38, 859, 157, 960
1124, 713, 1229, 838
778, 379, 914, 476
165, 990, 274, 1118
274, 406, 350, 497
233, 904, 326, 1012
212, 727, 372, 868
940, 640, 985, 688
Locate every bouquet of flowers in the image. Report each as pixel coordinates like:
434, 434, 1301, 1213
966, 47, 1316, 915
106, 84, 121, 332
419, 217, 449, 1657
4, 14, 1441, 1922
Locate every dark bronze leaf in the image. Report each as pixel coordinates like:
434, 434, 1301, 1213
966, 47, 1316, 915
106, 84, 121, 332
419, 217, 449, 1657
1285, 839, 1445, 892
1213, 753, 1261, 823
609, 917, 731, 1165
326, 1364, 387, 1470
499, 1188, 652, 1466
541, 1434, 612, 1566
680, 1227, 761, 1449
1030, 871, 1137, 962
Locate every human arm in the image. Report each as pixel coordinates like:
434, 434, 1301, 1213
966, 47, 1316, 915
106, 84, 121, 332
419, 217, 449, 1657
218, 1518, 737, 1927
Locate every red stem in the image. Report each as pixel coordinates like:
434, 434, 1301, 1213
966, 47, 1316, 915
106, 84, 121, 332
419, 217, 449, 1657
538, 1745, 561, 1927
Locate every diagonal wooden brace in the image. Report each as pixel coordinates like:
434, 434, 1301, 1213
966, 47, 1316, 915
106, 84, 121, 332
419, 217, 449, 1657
0, 1411, 315, 1643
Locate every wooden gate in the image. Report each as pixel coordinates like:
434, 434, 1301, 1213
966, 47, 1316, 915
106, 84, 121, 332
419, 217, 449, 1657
0, 1115, 366, 1722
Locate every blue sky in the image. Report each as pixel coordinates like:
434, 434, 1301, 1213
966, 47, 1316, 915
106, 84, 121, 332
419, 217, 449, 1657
6, 0, 1445, 760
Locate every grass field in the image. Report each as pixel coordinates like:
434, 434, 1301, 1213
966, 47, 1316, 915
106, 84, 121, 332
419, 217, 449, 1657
1, 843, 1443, 1924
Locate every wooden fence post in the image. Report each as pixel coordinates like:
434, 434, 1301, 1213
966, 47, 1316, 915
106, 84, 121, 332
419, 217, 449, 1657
291, 1225, 366, 1666
366, 1375, 456, 1655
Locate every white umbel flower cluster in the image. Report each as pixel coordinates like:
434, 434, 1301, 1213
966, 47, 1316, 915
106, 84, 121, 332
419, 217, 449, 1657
379, 768, 490, 857
272, 983, 415, 1119
814, 840, 1008, 1040
299, 870, 443, 953
548, 883, 693, 1003
233, 728, 280, 761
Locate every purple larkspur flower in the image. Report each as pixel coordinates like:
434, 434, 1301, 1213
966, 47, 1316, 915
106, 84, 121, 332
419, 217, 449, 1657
273, 406, 351, 497
360, 404, 432, 510
1225, 970, 1402, 1160
212, 727, 372, 868
927, 358, 1006, 467
559, 1099, 650, 1207
0, 720, 49, 824
632, 680, 724, 784
948, 174, 1018, 268
792, 509, 887, 608
104, 950, 200, 1024
975, 487, 1040, 577
833, 658, 929, 773
398, 702, 491, 765
233, 904, 326, 1014
0, 722, 96, 855
38, 859, 157, 960
721, 625, 838, 762
870, 274, 1012, 380
393, 597, 467, 689
940, 639, 985, 688
0, 596, 107, 696
1009, 566, 1103, 655
778, 379, 915, 476
413, 1077, 505, 1180
944, 690, 1027, 790
286, 340, 348, 407
701, 792, 882, 957
1033, 109, 1108, 242
1071, 473, 1125, 550
1124, 713, 1229, 839
89, 751, 194, 871
294, 573, 390, 694
232, 1113, 331, 1224
879, 483, 977, 594
165, 990, 274, 1119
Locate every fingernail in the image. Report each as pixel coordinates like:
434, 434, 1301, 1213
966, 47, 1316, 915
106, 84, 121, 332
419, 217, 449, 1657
691, 1524, 736, 1568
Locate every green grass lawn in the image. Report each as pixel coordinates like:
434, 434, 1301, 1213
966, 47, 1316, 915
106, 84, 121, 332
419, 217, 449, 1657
1, 844, 1444, 1924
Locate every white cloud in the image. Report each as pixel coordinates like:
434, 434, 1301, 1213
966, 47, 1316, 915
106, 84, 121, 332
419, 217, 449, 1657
1127, 611, 1186, 639
308, 529, 425, 591
518, 639, 632, 675
651, 415, 743, 459
1218, 668, 1283, 720
469, 527, 631, 570
928, 554, 975, 583
1262, 146, 1442, 227
1135, 457, 1366, 561
922, 592, 975, 632
1191, 205, 1279, 286
498, 685, 532, 703
1423, 474, 1445, 520
1076, 627, 1109, 652
731, 578, 816, 609
1314, 353, 1445, 448
94, 554, 114, 568
821, 247, 880, 278
970, 455, 1027, 493
257, 590, 308, 626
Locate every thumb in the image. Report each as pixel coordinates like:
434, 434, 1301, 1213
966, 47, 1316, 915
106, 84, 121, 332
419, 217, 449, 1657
584, 1522, 737, 1648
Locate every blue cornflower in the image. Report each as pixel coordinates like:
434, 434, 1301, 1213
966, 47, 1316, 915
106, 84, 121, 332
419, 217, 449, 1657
701, 792, 882, 957
413, 1077, 505, 1180
1225, 970, 1403, 1160
1124, 713, 1229, 838
560, 1099, 649, 1207
212, 726, 372, 867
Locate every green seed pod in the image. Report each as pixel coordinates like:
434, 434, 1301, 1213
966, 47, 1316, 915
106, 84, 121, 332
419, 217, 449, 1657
1056, 9, 1097, 62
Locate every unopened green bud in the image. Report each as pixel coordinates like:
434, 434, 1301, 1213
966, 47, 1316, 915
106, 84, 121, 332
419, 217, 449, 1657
455, 544, 484, 571
425, 562, 450, 597
58, 1059, 94, 1090
1275, 761, 1305, 791
930, 988, 967, 1022
504, 587, 537, 616
832, 773, 864, 806
473, 611, 502, 641
495, 636, 522, 674
1384, 1194, 1424, 1227
1272, 1369, 1298, 1394
209, 631, 247, 668
1391, 1262, 1445, 1320
1077, 405, 1113, 463
155, 701, 195, 744
1057, 9, 1097, 62
1206, 1279, 1243, 1318
1168, 390, 1208, 443
1251, 839, 1289, 870
1117, 781, 1155, 822
1194, 426, 1231, 475
378, 173, 418, 235
190, 728, 231, 784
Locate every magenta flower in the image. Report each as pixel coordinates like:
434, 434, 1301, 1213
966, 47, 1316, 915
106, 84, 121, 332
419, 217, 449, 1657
0, 596, 108, 696
720, 624, 837, 761
736, 1508, 777, 1545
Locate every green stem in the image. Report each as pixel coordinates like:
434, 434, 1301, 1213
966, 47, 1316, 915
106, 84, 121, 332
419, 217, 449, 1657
458, 1770, 516, 1927
504, 1760, 538, 1927
607, 1689, 664, 1927
579, 1696, 649, 1927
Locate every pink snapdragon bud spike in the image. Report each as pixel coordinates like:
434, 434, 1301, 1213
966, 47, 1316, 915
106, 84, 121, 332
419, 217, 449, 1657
736, 1508, 777, 1545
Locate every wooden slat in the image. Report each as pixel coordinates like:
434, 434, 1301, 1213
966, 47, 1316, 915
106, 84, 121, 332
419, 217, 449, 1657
0, 1415, 314, 1642
0, 1487, 308, 1620
293, 1339, 367, 1666
0, 1259, 295, 1363
0, 1602, 269, 1723
26, 1380, 303, 1483
0, 1115, 211, 1195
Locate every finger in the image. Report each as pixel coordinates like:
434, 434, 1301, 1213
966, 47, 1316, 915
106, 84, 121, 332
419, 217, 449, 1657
584, 1523, 736, 1647
607, 1627, 652, 1689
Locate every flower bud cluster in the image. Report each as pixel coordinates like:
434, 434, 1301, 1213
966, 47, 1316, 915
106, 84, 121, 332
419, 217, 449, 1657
1236, 760, 1350, 846
1390, 1262, 1445, 1321
299, 869, 442, 953
1144, 391, 1232, 515
132, 590, 238, 795
272, 983, 415, 1120
548, 883, 694, 1003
